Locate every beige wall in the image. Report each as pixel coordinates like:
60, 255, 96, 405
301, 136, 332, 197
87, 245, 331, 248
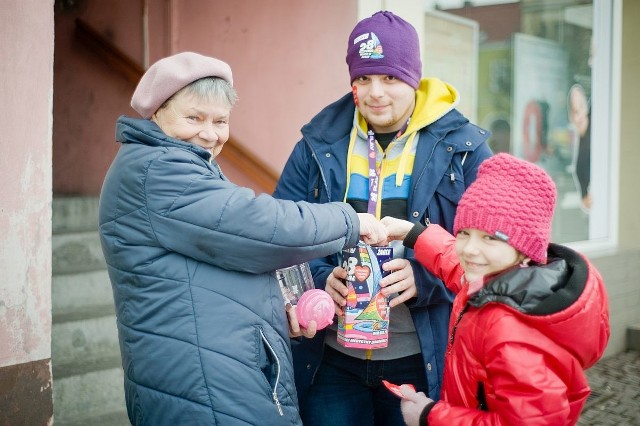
619, 0, 640, 251
0, 0, 54, 421
596, 0, 640, 356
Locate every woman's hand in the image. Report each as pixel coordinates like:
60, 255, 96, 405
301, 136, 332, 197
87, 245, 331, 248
357, 213, 389, 246
286, 304, 317, 338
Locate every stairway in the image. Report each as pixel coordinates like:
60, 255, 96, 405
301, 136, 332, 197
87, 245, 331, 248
52, 197, 129, 425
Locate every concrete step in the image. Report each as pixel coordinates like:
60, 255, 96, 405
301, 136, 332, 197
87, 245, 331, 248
57, 410, 130, 426
52, 196, 127, 423
53, 367, 126, 425
53, 196, 99, 234
52, 230, 106, 275
52, 314, 121, 379
52, 270, 114, 322
627, 323, 640, 351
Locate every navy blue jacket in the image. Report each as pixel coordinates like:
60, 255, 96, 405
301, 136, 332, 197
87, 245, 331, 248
273, 91, 493, 403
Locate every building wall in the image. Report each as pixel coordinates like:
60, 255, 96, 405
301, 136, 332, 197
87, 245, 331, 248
0, 0, 54, 422
53, 0, 358, 195
53, 1, 143, 195
619, 0, 640, 252
600, 0, 640, 355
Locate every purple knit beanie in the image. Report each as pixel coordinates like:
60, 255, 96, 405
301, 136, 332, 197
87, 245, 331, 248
453, 154, 557, 264
131, 51, 233, 119
346, 11, 422, 89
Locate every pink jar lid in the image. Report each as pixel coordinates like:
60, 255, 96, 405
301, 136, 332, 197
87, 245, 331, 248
296, 289, 335, 330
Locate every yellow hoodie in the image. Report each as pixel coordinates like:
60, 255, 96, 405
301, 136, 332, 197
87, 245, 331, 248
344, 78, 460, 218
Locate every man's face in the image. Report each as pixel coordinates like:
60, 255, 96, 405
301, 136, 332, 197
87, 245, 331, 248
352, 75, 416, 133
152, 91, 231, 159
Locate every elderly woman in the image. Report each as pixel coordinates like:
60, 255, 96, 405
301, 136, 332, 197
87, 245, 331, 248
98, 52, 386, 425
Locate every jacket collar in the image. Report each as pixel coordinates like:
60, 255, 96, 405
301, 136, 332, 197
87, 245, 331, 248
468, 243, 588, 316
116, 115, 212, 162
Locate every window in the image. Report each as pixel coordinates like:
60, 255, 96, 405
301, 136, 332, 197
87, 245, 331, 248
426, 0, 618, 247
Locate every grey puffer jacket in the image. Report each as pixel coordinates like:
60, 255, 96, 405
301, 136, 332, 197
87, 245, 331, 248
99, 116, 360, 425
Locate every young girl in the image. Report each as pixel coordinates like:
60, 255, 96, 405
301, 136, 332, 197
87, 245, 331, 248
381, 153, 610, 425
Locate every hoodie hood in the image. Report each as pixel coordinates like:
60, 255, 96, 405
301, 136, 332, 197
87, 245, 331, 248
354, 77, 459, 135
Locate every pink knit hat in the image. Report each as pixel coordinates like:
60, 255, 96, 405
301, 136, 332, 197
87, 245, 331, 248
131, 52, 233, 119
453, 153, 557, 264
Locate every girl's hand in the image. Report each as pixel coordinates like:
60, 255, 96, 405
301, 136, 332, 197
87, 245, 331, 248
400, 385, 433, 426
381, 216, 414, 241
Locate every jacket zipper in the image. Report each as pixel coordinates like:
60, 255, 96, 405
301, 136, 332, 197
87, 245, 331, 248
449, 304, 469, 348
309, 149, 331, 202
259, 329, 284, 416
449, 304, 471, 406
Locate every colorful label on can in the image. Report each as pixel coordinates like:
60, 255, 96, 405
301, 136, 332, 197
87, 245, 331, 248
338, 243, 393, 349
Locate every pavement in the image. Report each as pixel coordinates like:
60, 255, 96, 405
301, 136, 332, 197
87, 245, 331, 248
578, 350, 640, 425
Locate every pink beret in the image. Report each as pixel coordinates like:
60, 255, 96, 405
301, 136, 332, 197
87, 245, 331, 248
130, 51, 234, 119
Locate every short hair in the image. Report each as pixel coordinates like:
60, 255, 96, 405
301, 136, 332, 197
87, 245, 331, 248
160, 77, 239, 111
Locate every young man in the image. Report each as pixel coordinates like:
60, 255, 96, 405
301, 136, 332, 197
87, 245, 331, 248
274, 11, 493, 425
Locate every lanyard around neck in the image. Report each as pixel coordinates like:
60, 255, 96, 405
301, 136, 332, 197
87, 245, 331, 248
366, 118, 410, 216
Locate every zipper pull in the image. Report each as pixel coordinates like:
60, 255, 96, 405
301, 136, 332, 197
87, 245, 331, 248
273, 392, 284, 416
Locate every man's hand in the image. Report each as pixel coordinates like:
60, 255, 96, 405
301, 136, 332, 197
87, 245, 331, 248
380, 216, 414, 241
286, 304, 317, 338
324, 266, 349, 316
400, 385, 433, 426
379, 258, 417, 307
357, 213, 389, 246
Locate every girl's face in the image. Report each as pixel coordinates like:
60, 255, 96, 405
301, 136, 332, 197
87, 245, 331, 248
152, 91, 231, 159
455, 228, 527, 283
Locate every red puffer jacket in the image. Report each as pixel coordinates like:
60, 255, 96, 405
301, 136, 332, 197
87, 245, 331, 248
412, 225, 610, 425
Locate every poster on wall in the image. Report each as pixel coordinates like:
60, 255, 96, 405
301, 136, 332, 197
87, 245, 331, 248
512, 32, 588, 242
511, 33, 568, 164
423, 10, 478, 122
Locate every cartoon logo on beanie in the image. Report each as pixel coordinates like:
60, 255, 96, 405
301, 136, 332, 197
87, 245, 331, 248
354, 32, 384, 60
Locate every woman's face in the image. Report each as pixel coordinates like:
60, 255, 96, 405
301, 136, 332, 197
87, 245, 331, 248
569, 86, 589, 136
455, 228, 526, 284
152, 91, 231, 159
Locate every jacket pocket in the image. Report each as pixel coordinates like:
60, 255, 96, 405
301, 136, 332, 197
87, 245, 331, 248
434, 166, 465, 206
257, 327, 284, 416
